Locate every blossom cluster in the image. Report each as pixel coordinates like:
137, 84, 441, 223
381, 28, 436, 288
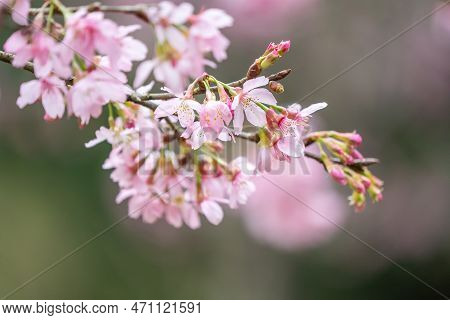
309, 131, 384, 211
1, 0, 383, 229
3, 0, 232, 124
134, 1, 233, 92
4, 3, 145, 124
86, 102, 255, 228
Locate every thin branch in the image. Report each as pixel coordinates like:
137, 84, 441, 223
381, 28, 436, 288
0, 49, 290, 102
0, 51, 34, 73
139, 69, 292, 101
304, 150, 379, 167
236, 131, 379, 167
29, 2, 151, 22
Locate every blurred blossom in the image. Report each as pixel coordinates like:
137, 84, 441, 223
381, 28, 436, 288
401, 2, 450, 108
242, 158, 346, 251
432, 3, 450, 35
215, 0, 318, 38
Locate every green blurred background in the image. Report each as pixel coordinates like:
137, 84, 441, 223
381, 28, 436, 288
0, 0, 449, 299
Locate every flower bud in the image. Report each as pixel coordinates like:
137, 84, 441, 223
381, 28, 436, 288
350, 149, 363, 160
260, 50, 280, 69
263, 42, 277, 56
269, 81, 284, 94
349, 191, 366, 212
361, 175, 372, 190
368, 185, 383, 202
330, 166, 347, 185
343, 132, 362, 146
349, 176, 365, 193
277, 40, 291, 56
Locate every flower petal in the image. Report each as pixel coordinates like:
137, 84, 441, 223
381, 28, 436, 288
12, 0, 30, 26
300, 102, 328, 117
201, 200, 224, 225
277, 136, 305, 158
133, 59, 156, 88
166, 206, 183, 228
16, 79, 41, 108
191, 125, 206, 150
247, 88, 277, 105
154, 98, 179, 118
177, 102, 195, 128
165, 27, 187, 52
243, 76, 269, 93
169, 2, 193, 24
233, 104, 244, 134
42, 87, 65, 118
244, 103, 267, 127
3, 30, 27, 53
182, 206, 201, 230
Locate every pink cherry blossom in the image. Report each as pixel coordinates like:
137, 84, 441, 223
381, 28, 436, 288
226, 157, 256, 209
128, 193, 165, 224
260, 102, 327, 165
181, 121, 219, 150
68, 69, 129, 125
154, 95, 201, 128
63, 8, 121, 66
243, 159, 346, 251
16, 75, 67, 119
147, 2, 193, 51
165, 188, 201, 229
200, 199, 224, 225
114, 25, 148, 72
232, 76, 277, 134
134, 49, 209, 92
199, 100, 232, 133
276, 102, 327, 157
134, 3, 232, 91
3, 29, 71, 78
189, 8, 233, 61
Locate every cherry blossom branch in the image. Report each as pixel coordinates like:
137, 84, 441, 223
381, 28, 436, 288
0, 49, 290, 102
0, 50, 379, 169
29, 2, 151, 22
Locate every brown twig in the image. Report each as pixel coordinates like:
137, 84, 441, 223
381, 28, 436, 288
236, 131, 379, 168
138, 69, 292, 101
0, 51, 34, 73
29, 2, 151, 22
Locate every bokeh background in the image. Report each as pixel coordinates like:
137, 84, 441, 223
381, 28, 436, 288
1, 0, 449, 299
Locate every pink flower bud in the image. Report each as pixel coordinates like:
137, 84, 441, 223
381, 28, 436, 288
375, 192, 383, 202
361, 176, 372, 190
260, 50, 280, 69
277, 40, 291, 56
349, 191, 366, 212
349, 177, 365, 193
264, 42, 277, 55
330, 166, 347, 185
343, 132, 362, 146
350, 149, 363, 160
